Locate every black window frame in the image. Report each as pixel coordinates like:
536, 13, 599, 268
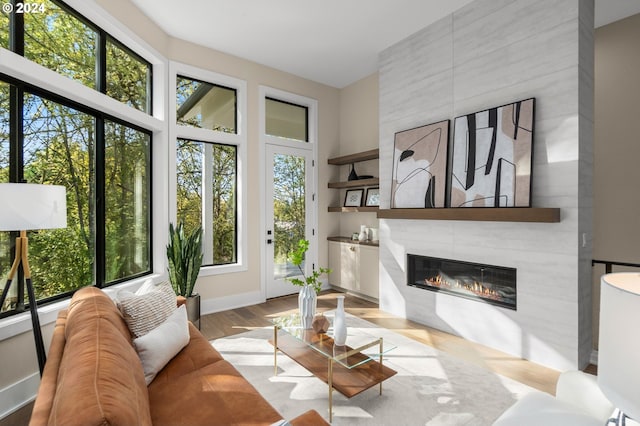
0, 73, 153, 318
8, 0, 153, 114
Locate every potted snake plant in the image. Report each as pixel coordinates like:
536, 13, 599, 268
167, 221, 203, 328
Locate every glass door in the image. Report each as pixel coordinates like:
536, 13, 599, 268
265, 144, 314, 298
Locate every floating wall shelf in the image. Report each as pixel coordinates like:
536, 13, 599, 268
328, 206, 379, 213
376, 208, 560, 223
328, 178, 379, 189
327, 149, 379, 165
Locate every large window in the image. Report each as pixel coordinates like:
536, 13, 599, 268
0, 0, 154, 317
176, 139, 236, 265
172, 64, 246, 273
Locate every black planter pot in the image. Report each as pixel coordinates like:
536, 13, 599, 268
185, 294, 201, 329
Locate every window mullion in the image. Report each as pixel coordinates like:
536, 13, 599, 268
8, 82, 25, 308
97, 30, 106, 93
202, 143, 214, 265
11, 0, 24, 55
95, 116, 106, 286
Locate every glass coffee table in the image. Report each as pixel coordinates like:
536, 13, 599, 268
271, 313, 397, 422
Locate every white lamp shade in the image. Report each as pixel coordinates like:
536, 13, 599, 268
598, 273, 640, 420
0, 183, 67, 231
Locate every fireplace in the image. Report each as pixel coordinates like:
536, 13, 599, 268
407, 254, 517, 310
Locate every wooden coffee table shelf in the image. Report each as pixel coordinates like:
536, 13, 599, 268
271, 333, 396, 398
270, 316, 397, 421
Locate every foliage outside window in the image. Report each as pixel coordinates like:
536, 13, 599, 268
20, 0, 152, 114
105, 121, 151, 282
24, 0, 98, 89
0, 82, 9, 307
1, 9, 9, 49
273, 154, 306, 265
22, 93, 96, 298
176, 75, 236, 133
106, 37, 151, 114
0, 0, 153, 316
176, 139, 236, 266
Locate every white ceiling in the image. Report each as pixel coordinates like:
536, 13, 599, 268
130, 0, 640, 89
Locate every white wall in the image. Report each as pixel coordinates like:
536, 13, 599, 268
378, 0, 594, 370
337, 73, 380, 238
592, 13, 640, 349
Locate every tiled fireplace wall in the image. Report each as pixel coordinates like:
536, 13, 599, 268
378, 0, 594, 370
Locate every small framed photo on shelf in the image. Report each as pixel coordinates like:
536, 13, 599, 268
344, 189, 364, 207
365, 187, 380, 207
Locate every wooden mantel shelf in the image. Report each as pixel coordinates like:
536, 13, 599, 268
376, 208, 561, 223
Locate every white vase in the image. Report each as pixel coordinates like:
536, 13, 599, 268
298, 285, 316, 329
333, 295, 347, 346
358, 225, 367, 242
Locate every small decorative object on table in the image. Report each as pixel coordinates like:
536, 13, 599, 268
333, 295, 347, 346
285, 239, 331, 329
312, 314, 330, 334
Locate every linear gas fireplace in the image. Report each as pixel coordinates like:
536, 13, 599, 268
407, 254, 517, 310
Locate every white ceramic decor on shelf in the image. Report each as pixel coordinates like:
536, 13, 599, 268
333, 295, 347, 345
298, 284, 316, 329
358, 225, 368, 242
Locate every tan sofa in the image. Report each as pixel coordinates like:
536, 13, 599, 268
29, 286, 326, 426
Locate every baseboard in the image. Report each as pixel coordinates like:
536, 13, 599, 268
201, 290, 265, 315
0, 373, 38, 420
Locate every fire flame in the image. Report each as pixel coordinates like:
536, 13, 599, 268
425, 275, 503, 301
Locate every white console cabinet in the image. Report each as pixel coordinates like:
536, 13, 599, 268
328, 239, 379, 300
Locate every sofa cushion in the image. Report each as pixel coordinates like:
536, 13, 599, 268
134, 304, 190, 385
148, 360, 282, 426
149, 322, 225, 384
48, 286, 152, 426
117, 280, 177, 337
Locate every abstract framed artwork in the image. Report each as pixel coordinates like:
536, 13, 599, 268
391, 119, 449, 208
365, 187, 380, 207
344, 189, 364, 207
449, 98, 535, 208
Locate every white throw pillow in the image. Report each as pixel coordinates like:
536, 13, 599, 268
117, 281, 176, 337
133, 304, 190, 385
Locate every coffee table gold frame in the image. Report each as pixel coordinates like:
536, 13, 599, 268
272, 323, 396, 422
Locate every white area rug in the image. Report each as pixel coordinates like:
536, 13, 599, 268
211, 313, 540, 425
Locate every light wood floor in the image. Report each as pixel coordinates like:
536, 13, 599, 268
3, 289, 588, 426
201, 289, 563, 395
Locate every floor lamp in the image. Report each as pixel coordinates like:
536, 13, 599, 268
598, 272, 640, 422
0, 183, 67, 376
